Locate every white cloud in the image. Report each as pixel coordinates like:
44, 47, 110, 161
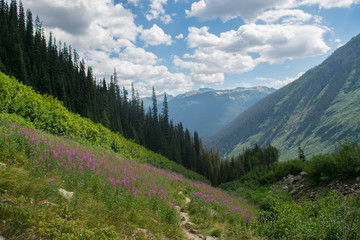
22, 0, 140, 49
257, 9, 313, 24
185, 0, 360, 23
186, 0, 290, 22
87, 50, 193, 96
128, 0, 141, 6
191, 73, 225, 85
175, 33, 184, 39
140, 24, 173, 46
119, 47, 158, 65
174, 24, 329, 80
299, 0, 360, 8
146, 0, 172, 24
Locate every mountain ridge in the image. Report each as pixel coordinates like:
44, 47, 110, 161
143, 86, 275, 137
205, 33, 360, 160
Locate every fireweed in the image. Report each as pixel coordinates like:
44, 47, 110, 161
0, 120, 255, 226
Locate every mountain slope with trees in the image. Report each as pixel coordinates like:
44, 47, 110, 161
205, 33, 360, 161
144, 87, 275, 138
0, 0, 226, 183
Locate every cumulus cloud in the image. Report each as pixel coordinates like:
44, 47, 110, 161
128, 0, 141, 6
145, 0, 172, 24
174, 23, 329, 82
185, 0, 360, 23
175, 33, 184, 39
140, 24, 173, 46
186, 0, 290, 22
87, 49, 193, 96
256, 9, 313, 24
299, 0, 360, 8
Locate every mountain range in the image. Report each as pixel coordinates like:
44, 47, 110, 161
205, 33, 360, 161
143, 87, 275, 137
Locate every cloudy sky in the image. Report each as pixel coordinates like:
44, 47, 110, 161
18, 0, 360, 96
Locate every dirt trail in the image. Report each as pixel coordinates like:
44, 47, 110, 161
175, 196, 218, 240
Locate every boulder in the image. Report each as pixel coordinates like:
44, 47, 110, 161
58, 188, 74, 201
0, 162, 6, 170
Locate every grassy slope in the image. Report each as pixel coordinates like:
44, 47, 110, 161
2, 72, 359, 240
0, 72, 258, 239
0, 71, 206, 183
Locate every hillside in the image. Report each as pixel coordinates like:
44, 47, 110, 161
143, 87, 274, 137
205, 33, 360, 161
1, 73, 359, 240
0, 72, 262, 239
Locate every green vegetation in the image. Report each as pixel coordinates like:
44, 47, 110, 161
205, 33, 360, 161
306, 142, 360, 184
0, 115, 257, 239
254, 192, 360, 239
1, 1, 360, 239
0, 71, 206, 183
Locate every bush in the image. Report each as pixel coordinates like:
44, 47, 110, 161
255, 192, 360, 239
306, 154, 338, 184
335, 141, 360, 178
306, 142, 360, 184
274, 159, 305, 180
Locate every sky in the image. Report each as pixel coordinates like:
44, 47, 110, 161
16, 0, 360, 96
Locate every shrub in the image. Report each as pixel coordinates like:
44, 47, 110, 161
306, 154, 339, 184
255, 192, 360, 239
335, 141, 360, 178
274, 159, 305, 180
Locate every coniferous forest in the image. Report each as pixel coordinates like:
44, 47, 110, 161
0, 0, 283, 185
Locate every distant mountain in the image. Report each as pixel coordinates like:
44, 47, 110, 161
143, 87, 275, 137
205, 33, 360, 161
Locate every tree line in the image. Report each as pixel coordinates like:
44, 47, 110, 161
0, 0, 280, 185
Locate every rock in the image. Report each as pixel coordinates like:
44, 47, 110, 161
175, 205, 181, 212
190, 229, 200, 234
310, 192, 315, 198
185, 197, 191, 204
283, 186, 289, 191
40, 200, 59, 207
0, 236, 6, 240
356, 177, 360, 183
286, 174, 295, 184
206, 236, 219, 240
300, 171, 307, 177
133, 228, 156, 240
58, 188, 74, 201
290, 188, 297, 195
0, 162, 6, 170
185, 222, 196, 229
293, 175, 302, 182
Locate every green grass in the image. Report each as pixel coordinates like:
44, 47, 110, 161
0, 116, 258, 239
0, 71, 207, 183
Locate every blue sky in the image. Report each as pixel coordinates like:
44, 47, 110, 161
18, 0, 360, 96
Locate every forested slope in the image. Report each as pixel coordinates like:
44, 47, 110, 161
205, 33, 360, 161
